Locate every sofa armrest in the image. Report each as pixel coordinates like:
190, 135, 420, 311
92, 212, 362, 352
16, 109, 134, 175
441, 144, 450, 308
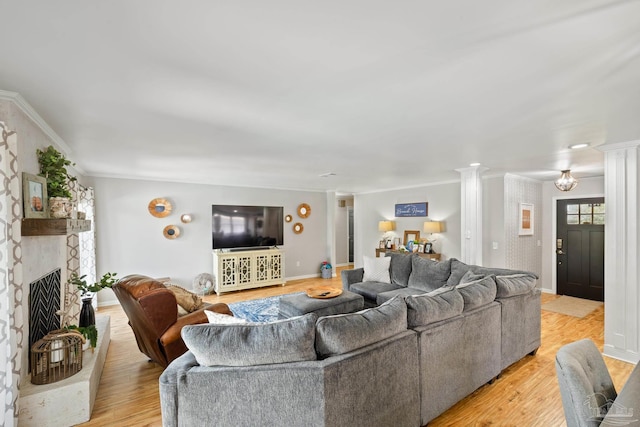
159, 351, 199, 427
341, 268, 364, 291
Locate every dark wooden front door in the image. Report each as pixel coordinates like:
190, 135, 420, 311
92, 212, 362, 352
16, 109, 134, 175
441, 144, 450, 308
556, 198, 605, 301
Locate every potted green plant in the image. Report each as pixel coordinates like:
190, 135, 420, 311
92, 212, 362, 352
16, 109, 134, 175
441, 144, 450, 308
65, 324, 98, 350
36, 145, 77, 218
68, 272, 118, 328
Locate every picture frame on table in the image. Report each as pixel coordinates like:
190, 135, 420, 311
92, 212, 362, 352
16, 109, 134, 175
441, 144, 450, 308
403, 230, 420, 246
22, 173, 48, 219
424, 242, 433, 254
418, 244, 425, 253
379, 240, 386, 249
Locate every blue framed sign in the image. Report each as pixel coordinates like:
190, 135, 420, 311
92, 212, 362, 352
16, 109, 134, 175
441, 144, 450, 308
395, 202, 428, 217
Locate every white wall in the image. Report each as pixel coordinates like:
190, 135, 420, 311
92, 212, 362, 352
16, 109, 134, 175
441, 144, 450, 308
541, 176, 604, 293
89, 177, 330, 305
353, 182, 461, 268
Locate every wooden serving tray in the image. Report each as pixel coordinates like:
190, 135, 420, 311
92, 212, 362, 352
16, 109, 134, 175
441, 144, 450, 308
306, 286, 343, 299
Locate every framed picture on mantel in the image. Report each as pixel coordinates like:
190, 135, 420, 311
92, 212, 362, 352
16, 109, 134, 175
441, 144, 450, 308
22, 172, 48, 219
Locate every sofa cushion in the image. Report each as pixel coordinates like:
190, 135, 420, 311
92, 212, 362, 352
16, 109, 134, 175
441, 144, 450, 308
459, 270, 485, 284
388, 253, 414, 287
315, 296, 407, 358
447, 258, 538, 286
405, 286, 464, 327
495, 274, 537, 298
362, 255, 391, 283
350, 281, 403, 301
376, 287, 426, 305
407, 257, 452, 292
182, 313, 317, 367
455, 275, 497, 311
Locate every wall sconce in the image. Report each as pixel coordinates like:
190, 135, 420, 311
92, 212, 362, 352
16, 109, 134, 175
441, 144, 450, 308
554, 170, 578, 192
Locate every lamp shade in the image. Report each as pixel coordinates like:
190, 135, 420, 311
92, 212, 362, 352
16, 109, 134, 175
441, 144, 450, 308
378, 220, 396, 232
423, 221, 442, 233
555, 170, 578, 192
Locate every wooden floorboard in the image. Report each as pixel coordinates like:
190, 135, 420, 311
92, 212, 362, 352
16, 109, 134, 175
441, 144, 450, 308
78, 267, 634, 427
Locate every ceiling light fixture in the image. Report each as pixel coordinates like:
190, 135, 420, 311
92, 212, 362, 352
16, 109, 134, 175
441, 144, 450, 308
569, 143, 589, 149
319, 172, 336, 178
554, 170, 578, 191
469, 162, 481, 167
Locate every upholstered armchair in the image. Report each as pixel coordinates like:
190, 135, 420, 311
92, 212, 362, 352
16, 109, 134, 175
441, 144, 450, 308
112, 274, 232, 368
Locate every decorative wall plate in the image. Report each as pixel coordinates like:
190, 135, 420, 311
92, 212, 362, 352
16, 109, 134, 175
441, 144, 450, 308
148, 198, 172, 218
285, 214, 293, 223
163, 225, 180, 239
293, 222, 304, 234
297, 203, 311, 218
180, 214, 192, 223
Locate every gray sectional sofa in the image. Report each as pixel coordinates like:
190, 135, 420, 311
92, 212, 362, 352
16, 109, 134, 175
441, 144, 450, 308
159, 254, 540, 427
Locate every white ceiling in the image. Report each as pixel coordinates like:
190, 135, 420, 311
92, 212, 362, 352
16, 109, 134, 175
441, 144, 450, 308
2, 1, 639, 193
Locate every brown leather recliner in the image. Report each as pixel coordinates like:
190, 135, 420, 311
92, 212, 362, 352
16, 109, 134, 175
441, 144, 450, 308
112, 274, 232, 368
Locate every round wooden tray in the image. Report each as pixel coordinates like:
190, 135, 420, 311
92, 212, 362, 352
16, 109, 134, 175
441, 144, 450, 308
306, 286, 343, 299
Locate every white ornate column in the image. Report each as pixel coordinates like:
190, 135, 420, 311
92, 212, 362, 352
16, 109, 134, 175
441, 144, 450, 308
599, 141, 640, 363
456, 166, 488, 265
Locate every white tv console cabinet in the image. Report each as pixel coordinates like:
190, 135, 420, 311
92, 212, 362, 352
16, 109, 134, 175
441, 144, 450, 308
213, 248, 285, 295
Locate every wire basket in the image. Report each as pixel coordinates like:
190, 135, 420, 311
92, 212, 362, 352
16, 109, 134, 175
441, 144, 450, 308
30, 329, 85, 385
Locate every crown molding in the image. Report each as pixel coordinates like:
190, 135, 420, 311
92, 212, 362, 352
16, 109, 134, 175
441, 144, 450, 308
0, 89, 72, 155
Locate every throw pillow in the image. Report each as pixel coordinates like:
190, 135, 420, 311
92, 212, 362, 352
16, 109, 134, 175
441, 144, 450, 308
205, 310, 247, 324
182, 313, 318, 367
495, 274, 537, 298
455, 275, 497, 311
165, 284, 203, 313
315, 296, 407, 358
407, 257, 452, 292
405, 287, 464, 328
362, 255, 391, 283
388, 252, 413, 287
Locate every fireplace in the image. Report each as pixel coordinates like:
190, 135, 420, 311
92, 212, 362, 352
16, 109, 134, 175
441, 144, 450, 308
29, 268, 62, 366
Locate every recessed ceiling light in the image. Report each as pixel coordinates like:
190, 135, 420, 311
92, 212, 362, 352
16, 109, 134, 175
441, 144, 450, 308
469, 162, 481, 167
569, 143, 589, 149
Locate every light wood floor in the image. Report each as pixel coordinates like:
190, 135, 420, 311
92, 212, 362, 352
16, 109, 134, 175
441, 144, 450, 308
78, 267, 634, 427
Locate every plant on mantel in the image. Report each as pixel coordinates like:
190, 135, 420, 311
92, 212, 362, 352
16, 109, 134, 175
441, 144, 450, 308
36, 145, 77, 199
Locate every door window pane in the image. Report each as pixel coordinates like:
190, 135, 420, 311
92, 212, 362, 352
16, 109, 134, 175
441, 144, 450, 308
567, 215, 579, 224
593, 214, 605, 225
566, 202, 605, 225
593, 204, 605, 214
580, 215, 592, 224
567, 204, 579, 214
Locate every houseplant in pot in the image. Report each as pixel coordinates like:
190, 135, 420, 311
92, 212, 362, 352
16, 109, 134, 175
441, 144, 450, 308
36, 145, 77, 218
68, 272, 118, 328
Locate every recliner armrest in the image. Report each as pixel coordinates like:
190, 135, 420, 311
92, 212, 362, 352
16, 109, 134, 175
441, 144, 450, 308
160, 303, 233, 346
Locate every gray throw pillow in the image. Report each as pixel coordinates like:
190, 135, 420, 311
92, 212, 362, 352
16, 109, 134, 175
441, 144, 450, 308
495, 274, 537, 298
455, 275, 497, 311
459, 269, 485, 285
407, 257, 452, 292
182, 313, 318, 367
405, 286, 464, 327
315, 296, 407, 358
388, 253, 413, 287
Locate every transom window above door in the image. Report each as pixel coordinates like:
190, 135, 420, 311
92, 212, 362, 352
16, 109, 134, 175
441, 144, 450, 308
566, 203, 605, 225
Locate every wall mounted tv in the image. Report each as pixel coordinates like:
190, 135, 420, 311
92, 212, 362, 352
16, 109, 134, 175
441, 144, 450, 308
212, 205, 284, 250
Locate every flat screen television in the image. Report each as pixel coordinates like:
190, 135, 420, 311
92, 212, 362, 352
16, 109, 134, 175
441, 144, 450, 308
212, 205, 284, 250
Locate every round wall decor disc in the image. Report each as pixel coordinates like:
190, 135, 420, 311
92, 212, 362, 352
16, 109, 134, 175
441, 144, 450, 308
149, 198, 172, 218
163, 225, 180, 239
285, 214, 293, 223
293, 222, 304, 234
297, 203, 311, 218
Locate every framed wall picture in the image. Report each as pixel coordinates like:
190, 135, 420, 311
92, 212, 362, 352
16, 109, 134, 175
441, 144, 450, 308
519, 203, 534, 235
404, 230, 420, 246
22, 173, 48, 218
